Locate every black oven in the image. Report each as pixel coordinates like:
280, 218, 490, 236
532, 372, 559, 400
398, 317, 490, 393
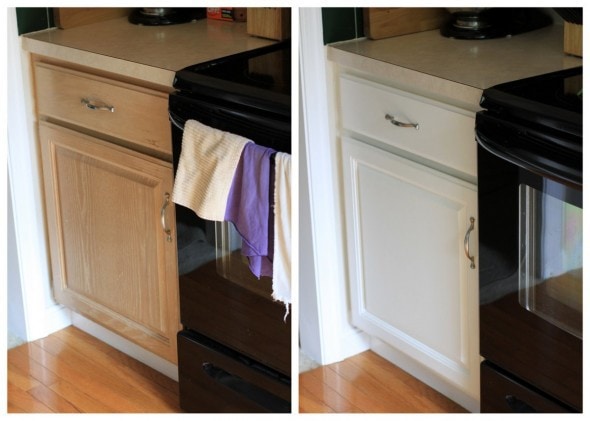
168, 41, 291, 413
476, 67, 582, 412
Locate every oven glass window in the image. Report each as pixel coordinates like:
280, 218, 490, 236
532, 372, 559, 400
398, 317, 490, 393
215, 221, 272, 298
519, 184, 583, 338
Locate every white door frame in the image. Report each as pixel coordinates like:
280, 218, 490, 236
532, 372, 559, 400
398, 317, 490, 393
298, 7, 369, 365
6, 7, 71, 342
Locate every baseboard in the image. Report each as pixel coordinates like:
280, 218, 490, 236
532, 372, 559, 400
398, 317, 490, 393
339, 326, 371, 361
371, 337, 480, 413
71, 312, 178, 381
319, 326, 371, 366
42, 304, 72, 337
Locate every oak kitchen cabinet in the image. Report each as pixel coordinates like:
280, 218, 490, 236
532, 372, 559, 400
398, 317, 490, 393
34, 58, 180, 363
336, 71, 480, 409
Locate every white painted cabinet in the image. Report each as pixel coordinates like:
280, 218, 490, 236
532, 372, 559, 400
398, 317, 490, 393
338, 73, 480, 410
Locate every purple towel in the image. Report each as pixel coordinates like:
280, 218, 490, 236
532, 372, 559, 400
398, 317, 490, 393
224, 142, 275, 278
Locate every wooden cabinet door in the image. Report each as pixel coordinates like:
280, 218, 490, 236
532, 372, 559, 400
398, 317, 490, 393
39, 122, 179, 363
342, 136, 479, 400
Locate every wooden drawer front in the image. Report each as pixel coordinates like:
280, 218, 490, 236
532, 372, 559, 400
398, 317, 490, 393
339, 74, 476, 178
179, 265, 291, 376
178, 331, 291, 413
34, 62, 171, 156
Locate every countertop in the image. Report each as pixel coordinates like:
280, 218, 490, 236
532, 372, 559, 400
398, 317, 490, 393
22, 16, 277, 89
328, 25, 582, 110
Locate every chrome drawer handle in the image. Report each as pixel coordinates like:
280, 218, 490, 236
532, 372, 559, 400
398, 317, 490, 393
81, 98, 115, 112
385, 114, 419, 130
161, 193, 172, 242
464, 217, 476, 269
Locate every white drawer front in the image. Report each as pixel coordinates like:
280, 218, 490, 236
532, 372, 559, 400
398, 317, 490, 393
339, 74, 476, 178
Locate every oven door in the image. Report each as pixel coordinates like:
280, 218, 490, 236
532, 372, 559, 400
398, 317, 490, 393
168, 91, 290, 288
168, 96, 291, 376
476, 115, 582, 411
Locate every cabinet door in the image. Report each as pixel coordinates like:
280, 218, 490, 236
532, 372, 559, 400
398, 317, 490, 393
342, 136, 479, 399
40, 122, 179, 363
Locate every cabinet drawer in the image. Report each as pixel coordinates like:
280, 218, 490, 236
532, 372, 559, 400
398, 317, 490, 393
339, 74, 476, 178
34, 62, 171, 157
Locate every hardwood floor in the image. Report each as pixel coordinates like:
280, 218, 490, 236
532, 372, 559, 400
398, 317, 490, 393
9, 326, 466, 413
299, 350, 467, 413
7, 326, 182, 413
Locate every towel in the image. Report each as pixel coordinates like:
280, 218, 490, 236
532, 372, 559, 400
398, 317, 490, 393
272, 152, 291, 310
172, 119, 252, 221
224, 142, 275, 278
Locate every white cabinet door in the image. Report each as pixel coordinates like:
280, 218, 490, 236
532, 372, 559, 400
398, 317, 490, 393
342, 136, 479, 399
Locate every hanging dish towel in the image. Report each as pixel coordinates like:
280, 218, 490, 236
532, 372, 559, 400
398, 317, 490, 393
272, 152, 291, 310
172, 119, 252, 221
224, 142, 276, 278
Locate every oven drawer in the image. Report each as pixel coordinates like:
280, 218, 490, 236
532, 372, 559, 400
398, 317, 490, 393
339, 74, 476, 178
34, 62, 171, 156
178, 331, 291, 413
179, 263, 290, 376
481, 361, 575, 413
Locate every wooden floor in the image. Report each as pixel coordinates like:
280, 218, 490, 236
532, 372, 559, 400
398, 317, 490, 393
9, 326, 466, 413
299, 350, 467, 413
7, 326, 182, 413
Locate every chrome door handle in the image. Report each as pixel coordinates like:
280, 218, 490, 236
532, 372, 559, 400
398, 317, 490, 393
161, 193, 172, 242
464, 217, 476, 269
81, 97, 115, 112
385, 114, 419, 130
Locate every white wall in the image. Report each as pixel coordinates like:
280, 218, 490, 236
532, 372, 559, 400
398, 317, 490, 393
6, 7, 71, 342
7, 175, 27, 341
299, 8, 369, 365
298, 79, 320, 360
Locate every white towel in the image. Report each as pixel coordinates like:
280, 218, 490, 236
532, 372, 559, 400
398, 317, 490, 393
172, 120, 252, 221
272, 152, 291, 311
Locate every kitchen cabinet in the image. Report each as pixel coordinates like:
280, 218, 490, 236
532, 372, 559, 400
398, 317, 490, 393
338, 71, 480, 408
34, 58, 179, 363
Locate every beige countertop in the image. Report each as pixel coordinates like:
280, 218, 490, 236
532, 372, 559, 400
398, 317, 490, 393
22, 17, 276, 89
329, 25, 582, 110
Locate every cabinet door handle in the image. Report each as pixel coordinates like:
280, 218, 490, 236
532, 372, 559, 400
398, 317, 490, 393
385, 114, 419, 130
464, 217, 476, 269
161, 193, 172, 242
81, 97, 115, 112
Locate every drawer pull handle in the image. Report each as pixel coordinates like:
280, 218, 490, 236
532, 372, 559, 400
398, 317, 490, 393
161, 193, 172, 242
385, 114, 419, 130
464, 217, 476, 269
81, 98, 115, 112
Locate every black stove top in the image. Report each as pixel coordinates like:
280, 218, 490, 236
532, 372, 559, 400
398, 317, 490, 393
173, 41, 290, 112
480, 67, 582, 139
